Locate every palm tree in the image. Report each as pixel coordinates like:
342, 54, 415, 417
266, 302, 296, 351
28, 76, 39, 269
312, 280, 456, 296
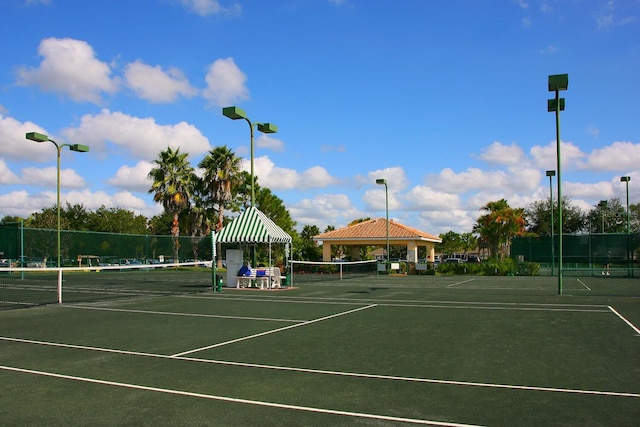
199, 146, 242, 267
148, 147, 195, 262
473, 199, 526, 260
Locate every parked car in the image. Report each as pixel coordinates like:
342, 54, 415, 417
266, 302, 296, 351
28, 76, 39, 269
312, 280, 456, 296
444, 257, 464, 263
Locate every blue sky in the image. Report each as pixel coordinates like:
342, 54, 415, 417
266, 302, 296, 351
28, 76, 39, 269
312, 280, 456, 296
1, 0, 639, 235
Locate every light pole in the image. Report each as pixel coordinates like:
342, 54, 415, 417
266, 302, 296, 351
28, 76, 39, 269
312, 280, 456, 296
548, 73, 568, 295
546, 170, 556, 276
222, 107, 277, 207
598, 200, 608, 233
621, 177, 631, 234
26, 132, 89, 268
621, 176, 631, 276
376, 178, 389, 270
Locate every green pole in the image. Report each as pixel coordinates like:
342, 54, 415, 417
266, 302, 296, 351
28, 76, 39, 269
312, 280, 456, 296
56, 144, 62, 268
548, 74, 567, 295
555, 91, 563, 295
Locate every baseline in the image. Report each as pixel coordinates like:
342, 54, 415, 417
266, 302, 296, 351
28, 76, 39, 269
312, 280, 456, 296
0, 365, 480, 427
1, 336, 638, 399
63, 304, 304, 323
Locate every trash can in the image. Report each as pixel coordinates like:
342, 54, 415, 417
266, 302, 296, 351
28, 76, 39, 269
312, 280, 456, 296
281, 275, 288, 287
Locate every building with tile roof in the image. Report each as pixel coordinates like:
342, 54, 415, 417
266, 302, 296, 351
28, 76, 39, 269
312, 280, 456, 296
313, 217, 442, 262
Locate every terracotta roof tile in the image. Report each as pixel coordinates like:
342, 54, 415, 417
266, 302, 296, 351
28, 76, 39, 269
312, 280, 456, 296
314, 218, 441, 242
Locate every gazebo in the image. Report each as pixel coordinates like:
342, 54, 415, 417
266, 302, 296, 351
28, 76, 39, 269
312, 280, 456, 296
214, 206, 292, 286
313, 218, 441, 262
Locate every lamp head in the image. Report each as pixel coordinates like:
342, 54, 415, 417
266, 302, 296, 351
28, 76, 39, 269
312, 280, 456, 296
546, 170, 556, 177
222, 106, 247, 120
70, 144, 90, 153
621, 176, 630, 182
547, 98, 565, 112
548, 74, 568, 91
376, 178, 387, 185
257, 123, 278, 134
26, 132, 49, 143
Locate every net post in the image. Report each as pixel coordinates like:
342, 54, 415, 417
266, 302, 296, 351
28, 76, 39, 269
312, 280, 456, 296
57, 268, 63, 304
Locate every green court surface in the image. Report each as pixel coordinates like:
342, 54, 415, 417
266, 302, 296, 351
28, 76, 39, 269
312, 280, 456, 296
1, 275, 639, 426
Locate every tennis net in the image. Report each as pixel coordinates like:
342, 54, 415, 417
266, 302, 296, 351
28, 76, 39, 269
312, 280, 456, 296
289, 259, 378, 285
0, 261, 214, 310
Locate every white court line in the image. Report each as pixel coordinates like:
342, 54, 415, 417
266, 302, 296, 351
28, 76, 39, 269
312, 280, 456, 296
183, 294, 607, 310
64, 305, 303, 323
2, 335, 638, 399
608, 306, 640, 335
171, 304, 377, 357
576, 279, 592, 290
447, 278, 476, 287
0, 365, 482, 427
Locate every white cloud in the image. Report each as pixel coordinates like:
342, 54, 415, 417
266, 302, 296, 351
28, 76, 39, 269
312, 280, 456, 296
256, 134, 285, 152
179, 0, 241, 17
21, 166, 87, 189
61, 109, 211, 160
107, 161, 154, 192
202, 57, 249, 106
124, 60, 198, 103
0, 115, 55, 162
61, 189, 162, 217
0, 159, 21, 185
0, 190, 49, 218
595, 1, 636, 30
15, 37, 119, 104
427, 167, 511, 193
364, 167, 409, 191
251, 156, 339, 190
477, 141, 525, 166
288, 194, 362, 229
581, 141, 640, 171
402, 185, 460, 211
530, 140, 585, 170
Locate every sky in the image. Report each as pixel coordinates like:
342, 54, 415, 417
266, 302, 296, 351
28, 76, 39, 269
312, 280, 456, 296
0, 0, 639, 236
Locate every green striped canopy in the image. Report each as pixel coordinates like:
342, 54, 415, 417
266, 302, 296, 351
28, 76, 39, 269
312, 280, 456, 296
215, 206, 292, 244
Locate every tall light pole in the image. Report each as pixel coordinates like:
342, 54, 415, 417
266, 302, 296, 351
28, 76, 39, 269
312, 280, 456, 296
621, 177, 631, 234
26, 132, 89, 268
222, 107, 277, 207
546, 170, 556, 276
621, 176, 631, 276
598, 200, 608, 233
548, 73, 568, 295
376, 178, 389, 270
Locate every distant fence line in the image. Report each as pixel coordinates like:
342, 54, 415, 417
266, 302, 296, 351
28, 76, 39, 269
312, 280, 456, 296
0, 223, 212, 265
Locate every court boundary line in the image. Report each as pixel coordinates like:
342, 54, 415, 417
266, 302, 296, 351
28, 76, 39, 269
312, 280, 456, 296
0, 365, 481, 427
178, 294, 609, 312
2, 335, 638, 399
64, 305, 304, 323
576, 279, 592, 290
171, 304, 377, 357
608, 305, 640, 335
447, 278, 476, 287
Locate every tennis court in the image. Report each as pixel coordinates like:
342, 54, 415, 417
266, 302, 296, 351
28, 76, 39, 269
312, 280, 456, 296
1, 273, 639, 426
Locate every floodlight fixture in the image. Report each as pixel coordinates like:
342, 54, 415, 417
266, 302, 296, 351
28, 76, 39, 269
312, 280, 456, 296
25, 131, 89, 271
376, 178, 389, 269
222, 106, 278, 208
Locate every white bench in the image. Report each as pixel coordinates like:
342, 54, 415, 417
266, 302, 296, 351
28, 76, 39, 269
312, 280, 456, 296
236, 267, 282, 289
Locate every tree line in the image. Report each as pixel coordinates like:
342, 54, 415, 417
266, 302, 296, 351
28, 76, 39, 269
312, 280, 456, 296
2, 144, 638, 263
